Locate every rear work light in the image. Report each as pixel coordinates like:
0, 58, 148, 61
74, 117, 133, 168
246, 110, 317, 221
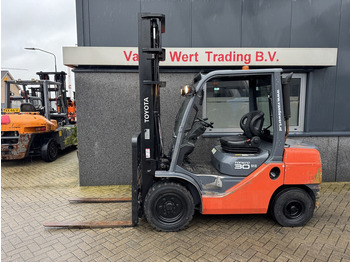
36, 127, 46, 132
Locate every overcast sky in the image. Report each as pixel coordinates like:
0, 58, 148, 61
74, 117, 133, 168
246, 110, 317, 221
1, 0, 77, 88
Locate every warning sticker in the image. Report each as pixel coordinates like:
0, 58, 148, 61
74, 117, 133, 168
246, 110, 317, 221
145, 129, 150, 140
145, 148, 151, 159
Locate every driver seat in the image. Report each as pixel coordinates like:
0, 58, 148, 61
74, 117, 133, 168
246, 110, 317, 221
20, 103, 36, 112
220, 111, 264, 153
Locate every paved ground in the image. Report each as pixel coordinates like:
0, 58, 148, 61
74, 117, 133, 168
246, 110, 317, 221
1, 150, 350, 262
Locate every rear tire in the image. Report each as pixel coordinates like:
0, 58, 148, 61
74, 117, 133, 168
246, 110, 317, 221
41, 139, 58, 162
144, 182, 194, 232
271, 188, 314, 227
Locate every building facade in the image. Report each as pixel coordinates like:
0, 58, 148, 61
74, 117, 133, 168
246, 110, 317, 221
65, 0, 350, 185
1, 71, 20, 108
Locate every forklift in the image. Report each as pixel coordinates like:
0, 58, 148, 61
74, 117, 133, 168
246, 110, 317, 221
1, 71, 76, 162
44, 13, 321, 231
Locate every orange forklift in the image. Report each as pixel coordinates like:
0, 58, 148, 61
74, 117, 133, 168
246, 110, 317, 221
67, 97, 76, 124
44, 13, 321, 231
1, 72, 76, 162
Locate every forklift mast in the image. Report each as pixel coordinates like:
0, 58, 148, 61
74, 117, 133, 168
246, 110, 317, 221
137, 13, 166, 201
37, 71, 68, 115
4, 71, 69, 125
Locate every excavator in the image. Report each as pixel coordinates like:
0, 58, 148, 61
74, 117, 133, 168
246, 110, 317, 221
44, 13, 321, 231
1, 71, 76, 162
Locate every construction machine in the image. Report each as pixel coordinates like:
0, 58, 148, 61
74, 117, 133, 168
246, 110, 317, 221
1, 71, 76, 162
67, 97, 76, 124
44, 13, 321, 231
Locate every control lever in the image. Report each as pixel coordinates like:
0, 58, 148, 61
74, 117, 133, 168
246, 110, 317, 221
196, 117, 214, 128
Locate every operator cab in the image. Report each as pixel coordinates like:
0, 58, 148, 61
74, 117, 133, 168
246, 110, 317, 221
171, 70, 287, 178
9, 96, 43, 113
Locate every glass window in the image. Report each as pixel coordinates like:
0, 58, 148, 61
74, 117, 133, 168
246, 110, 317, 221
256, 81, 273, 131
205, 77, 249, 131
284, 73, 306, 132
204, 73, 306, 133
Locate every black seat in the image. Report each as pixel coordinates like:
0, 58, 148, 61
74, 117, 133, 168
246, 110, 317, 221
20, 103, 36, 112
220, 111, 264, 153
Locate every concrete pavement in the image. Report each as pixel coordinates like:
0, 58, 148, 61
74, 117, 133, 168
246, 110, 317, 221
2, 150, 350, 261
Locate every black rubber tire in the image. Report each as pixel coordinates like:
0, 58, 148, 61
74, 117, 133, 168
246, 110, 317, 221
41, 139, 59, 162
144, 182, 194, 232
271, 188, 314, 227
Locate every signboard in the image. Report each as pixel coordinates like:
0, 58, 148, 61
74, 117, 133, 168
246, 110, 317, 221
2, 108, 20, 113
63, 47, 338, 67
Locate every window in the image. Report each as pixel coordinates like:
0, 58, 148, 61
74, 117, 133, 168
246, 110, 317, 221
203, 73, 306, 133
205, 78, 249, 132
285, 73, 306, 132
256, 81, 273, 132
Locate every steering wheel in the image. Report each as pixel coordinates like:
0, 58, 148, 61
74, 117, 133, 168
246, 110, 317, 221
196, 117, 214, 128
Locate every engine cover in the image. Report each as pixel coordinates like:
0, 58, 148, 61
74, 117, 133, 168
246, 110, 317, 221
211, 146, 269, 176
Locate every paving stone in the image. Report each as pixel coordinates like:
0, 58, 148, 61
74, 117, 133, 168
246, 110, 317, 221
2, 150, 350, 261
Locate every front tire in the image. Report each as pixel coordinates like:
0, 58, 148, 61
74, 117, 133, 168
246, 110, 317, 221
271, 188, 314, 227
41, 139, 58, 162
144, 182, 194, 232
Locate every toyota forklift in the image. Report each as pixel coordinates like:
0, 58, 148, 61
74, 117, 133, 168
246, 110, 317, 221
133, 13, 321, 231
44, 13, 321, 231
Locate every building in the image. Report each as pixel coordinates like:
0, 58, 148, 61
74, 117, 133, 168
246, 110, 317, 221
64, 0, 350, 185
1, 71, 20, 108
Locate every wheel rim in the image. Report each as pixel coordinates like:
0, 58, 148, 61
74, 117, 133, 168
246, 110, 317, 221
48, 142, 58, 159
154, 193, 186, 224
284, 200, 304, 219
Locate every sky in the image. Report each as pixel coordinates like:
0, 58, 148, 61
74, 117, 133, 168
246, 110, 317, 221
1, 0, 77, 89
